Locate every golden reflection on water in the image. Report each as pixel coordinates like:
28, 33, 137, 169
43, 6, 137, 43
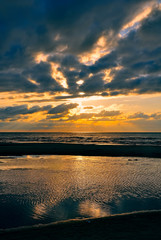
79, 200, 109, 218
0, 155, 161, 221
32, 203, 48, 220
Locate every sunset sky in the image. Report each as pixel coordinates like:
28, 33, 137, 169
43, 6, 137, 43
0, 0, 161, 132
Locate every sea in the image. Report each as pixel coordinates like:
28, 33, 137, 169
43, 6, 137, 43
0, 132, 161, 145
0, 132, 161, 229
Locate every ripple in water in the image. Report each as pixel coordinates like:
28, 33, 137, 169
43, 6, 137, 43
0, 155, 161, 228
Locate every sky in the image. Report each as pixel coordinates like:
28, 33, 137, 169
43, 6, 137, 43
0, 0, 161, 132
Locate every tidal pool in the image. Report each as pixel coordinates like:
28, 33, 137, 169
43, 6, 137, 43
0, 155, 161, 228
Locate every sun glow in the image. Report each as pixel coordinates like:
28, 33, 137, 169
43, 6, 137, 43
79, 36, 110, 65
51, 62, 68, 88
120, 2, 157, 37
28, 78, 40, 86
34, 52, 49, 63
103, 66, 123, 83
76, 80, 84, 85
123, 7, 153, 31
103, 69, 112, 83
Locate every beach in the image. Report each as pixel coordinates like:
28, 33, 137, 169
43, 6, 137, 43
1, 0, 161, 237
0, 142, 161, 239
0, 210, 161, 240
0, 143, 161, 158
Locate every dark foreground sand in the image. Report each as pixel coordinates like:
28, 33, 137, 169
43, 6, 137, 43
0, 143, 161, 158
0, 211, 161, 240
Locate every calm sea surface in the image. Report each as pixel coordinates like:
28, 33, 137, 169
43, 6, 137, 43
0, 154, 161, 228
0, 132, 161, 145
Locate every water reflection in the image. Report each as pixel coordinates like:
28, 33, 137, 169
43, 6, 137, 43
32, 203, 49, 220
0, 155, 161, 228
79, 200, 109, 218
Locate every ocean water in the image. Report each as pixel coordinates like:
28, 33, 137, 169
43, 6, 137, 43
0, 132, 161, 145
0, 155, 161, 229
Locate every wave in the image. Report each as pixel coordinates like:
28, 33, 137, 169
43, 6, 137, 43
0, 132, 161, 146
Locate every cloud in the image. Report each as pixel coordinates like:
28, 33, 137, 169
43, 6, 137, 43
151, 112, 161, 119
67, 110, 121, 121
23, 62, 64, 92
56, 6, 161, 97
104, 7, 161, 95
0, 0, 154, 96
96, 110, 121, 117
89, 51, 117, 73
45, 0, 150, 53
1, 0, 161, 136
0, 104, 52, 120
128, 112, 150, 119
68, 113, 94, 120
48, 103, 78, 114
128, 112, 161, 120
83, 106, 94, 109
0, 72, 36, 92
79, 74, 105, 93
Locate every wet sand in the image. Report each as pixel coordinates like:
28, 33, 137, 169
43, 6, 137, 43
0, 211, 161, 240
0, 143, 161, 158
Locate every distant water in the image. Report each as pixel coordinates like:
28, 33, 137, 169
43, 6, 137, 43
0, 132, 161, 145
0, 155, 161, 229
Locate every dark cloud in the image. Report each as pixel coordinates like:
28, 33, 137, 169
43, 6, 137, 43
0, 72, 36, 92
67, 110, 121, 121
49, 54, 90, 94
55, 7, 161, 97
68, 113, 94, 120
137, 8, 161, 49
0, 62, 64, 93
23, 62, 64, 92
104, 8, 161, 95
128, 112, 150, 119
128, 112, 161, 120
96, 110, 121, 117
2, 0, 145, 56
106, 72, 161, 95
0, 0, 160, 97
80, 74, 105, 93
44, 0, 150, 53
101, 92, 109, 96
89, 51, 117, 73
151, 112, 161, 119
0, 104, 52, 120
48, 103, 78, 114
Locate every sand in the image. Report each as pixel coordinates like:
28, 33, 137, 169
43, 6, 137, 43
0, 143, 161, 158
0, 210, 161, 240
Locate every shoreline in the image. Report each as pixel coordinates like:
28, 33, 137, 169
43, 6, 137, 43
0, 210, 161, 239
0, 143, 161, 158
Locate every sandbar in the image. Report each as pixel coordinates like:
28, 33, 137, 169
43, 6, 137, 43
0, 143, 161, 158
